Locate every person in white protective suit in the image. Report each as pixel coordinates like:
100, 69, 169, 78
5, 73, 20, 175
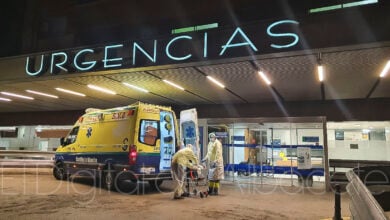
171, 145, 200, 199
202, 132, 224, 195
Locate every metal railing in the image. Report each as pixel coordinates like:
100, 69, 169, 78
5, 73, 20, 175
0, 150, 54, 168
346, 170, 388, 220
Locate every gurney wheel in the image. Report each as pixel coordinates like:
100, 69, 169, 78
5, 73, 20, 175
200, 192, 204, 198
193, 189, 198, 195
182, 192, 190, 197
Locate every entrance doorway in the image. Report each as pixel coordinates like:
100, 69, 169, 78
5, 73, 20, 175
206, 117, 328, 189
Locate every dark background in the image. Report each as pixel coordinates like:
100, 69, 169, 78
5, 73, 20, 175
3, 0, 388, 58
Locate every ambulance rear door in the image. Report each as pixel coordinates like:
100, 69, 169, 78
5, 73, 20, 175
179, 108, 200, 161
159, 111, 176, 172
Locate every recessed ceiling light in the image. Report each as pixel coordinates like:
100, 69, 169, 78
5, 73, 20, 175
26, 90, 58, 98
55, 88, 86, 97
87, 84, 116, 95
0, 97, 11, 102
258, 71, 271, 85
162, 79, 185, 91
206, 76, 225, 88
0, 92, 34, 100
122, 82, 149, 93
318, 65, 324, 82
380, 60, 390, 78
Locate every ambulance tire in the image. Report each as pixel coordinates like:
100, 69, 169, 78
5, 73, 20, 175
53, 162, 68, 180
102, 167, 117, 191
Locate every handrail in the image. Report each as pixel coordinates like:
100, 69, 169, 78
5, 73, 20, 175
346, 170, 388, 220
0, 150, 54, 168
330, 159, 390, 169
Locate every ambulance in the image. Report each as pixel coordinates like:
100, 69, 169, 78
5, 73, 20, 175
53, 102, 180, 190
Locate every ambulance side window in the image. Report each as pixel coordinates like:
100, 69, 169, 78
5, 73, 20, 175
65, 126, 79, 145
139, 120, 159, 146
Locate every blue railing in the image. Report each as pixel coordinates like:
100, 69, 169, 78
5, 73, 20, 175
224, 163, 324, 177
222, 144, 323, 149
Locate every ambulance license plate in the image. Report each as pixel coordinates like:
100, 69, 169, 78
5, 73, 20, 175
140, 167, 155, 174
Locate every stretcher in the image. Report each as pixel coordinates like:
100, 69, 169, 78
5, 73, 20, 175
184, 163, 209, 198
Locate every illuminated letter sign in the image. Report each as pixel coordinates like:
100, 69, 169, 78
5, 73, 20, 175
166, 35, 193, 61
267, 20, 299, 49
24, 19, 300, 77
26, 55, 46, 76
103, 44, 123, 68
220, 27, 258, 56
133, 40, 157, 65
50, 52, 68, 74
74, 49, 97, 71
203, 32, 208, 58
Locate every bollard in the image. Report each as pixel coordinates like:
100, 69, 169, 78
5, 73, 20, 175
333, 184, 343, 220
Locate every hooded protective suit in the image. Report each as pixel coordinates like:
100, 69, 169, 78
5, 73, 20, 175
171, 146, 199, 199
202, 133, 224, 195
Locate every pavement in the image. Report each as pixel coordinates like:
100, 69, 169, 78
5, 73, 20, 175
0, 172, 351, 219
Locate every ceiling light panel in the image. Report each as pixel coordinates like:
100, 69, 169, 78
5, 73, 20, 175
258, 71, 272, 85
257, 56, 320, 101
58, 76, 137, 108
0, 97, 11, 102
162, 79, 185, 90
122, 82, 149, 93
33, 79, 125, 109
151, 67, 242, 104
1, 91, 34, 100
56, 88, 86, 96
317, 65, 324, 82
198, 62, 273, 103
26, 89, 59, 98
0, 81, 96, 111
206, 76, 225, 88
373, 60, 390, 98
110, 70, 209, 105
324, 47, 390, 99
0, 89, 72, 111
92, 72, 175, 105
87, 84, 116, 95
380, 60, 390, 78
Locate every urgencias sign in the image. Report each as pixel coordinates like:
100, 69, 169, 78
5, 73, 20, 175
25, 19, 299, 76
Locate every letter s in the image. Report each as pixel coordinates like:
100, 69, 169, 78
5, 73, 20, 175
267, 20, 299, 49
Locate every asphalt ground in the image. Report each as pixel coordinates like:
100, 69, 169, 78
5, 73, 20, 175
0, 171, 351, 220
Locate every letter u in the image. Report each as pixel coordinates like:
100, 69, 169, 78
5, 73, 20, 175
25, 55, 47, 76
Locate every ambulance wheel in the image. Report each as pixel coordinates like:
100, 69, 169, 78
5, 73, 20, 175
102, 167, 116, 191
53, 162, 68, 180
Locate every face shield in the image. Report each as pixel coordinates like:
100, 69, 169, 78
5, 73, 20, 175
209, 133, 216, 142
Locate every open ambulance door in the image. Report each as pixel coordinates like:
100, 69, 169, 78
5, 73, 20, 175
179, 108, 200, 162
159, 110, 176, 172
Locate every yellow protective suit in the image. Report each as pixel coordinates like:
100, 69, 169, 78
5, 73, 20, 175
202, 133, 224, 195
171, 147, 199, 199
